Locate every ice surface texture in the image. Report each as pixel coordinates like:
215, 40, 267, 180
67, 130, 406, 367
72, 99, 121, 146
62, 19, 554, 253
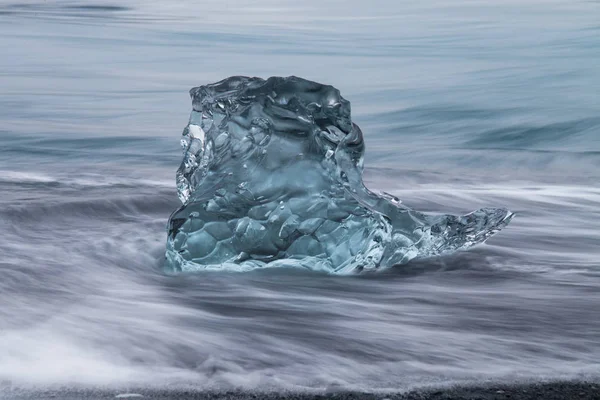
165, 76, 513, 273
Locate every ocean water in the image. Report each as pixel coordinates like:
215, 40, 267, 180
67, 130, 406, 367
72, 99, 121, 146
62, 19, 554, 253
0, 0, 599, 392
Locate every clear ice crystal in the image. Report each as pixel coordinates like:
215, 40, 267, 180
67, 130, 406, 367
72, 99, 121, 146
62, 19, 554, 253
165, 76, 513, 274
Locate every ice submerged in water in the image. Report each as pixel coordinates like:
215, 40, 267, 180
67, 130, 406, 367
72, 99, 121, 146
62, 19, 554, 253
165, 76, 513, 274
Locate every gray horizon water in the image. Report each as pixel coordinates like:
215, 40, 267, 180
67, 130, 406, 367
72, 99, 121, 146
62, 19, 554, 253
1, 0, 599, 392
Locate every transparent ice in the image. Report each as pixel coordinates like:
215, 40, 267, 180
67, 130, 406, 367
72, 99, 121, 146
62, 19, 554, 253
165, 76, 513, 274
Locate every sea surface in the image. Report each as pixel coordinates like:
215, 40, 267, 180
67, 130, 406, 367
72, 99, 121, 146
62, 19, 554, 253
0, 0, 599, 393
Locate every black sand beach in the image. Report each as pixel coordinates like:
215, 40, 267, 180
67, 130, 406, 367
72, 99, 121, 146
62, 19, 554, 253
2, 381, 600, 400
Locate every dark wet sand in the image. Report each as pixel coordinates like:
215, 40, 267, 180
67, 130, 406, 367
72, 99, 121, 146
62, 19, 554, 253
2, 381, 599, 400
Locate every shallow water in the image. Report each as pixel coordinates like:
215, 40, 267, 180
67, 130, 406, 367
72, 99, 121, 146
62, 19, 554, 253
0, 0, 599, 391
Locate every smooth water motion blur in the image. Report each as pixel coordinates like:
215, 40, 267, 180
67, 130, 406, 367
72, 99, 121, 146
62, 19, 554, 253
166, 76, 513, 273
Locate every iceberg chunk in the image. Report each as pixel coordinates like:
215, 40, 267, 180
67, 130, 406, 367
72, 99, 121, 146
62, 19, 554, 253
165, 76, 513, 273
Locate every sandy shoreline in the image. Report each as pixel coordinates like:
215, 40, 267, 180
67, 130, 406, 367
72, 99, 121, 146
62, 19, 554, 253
2, 381, 599, 400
